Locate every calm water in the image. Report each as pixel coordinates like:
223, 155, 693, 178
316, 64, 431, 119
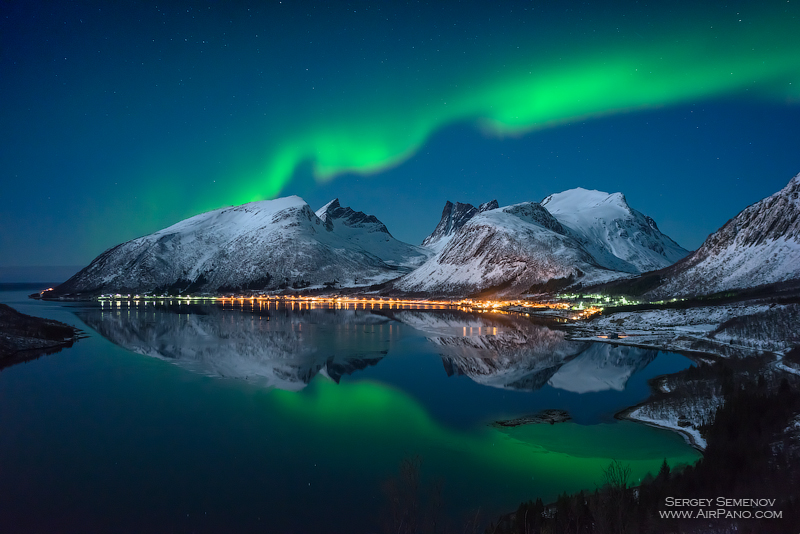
0, 287, 701, 532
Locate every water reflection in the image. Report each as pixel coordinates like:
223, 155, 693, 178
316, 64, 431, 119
0, 290, 703, 534
384, 309, 658, 393
79, 303, 659, 395
549, 344, 658, 393
79, 304, 394, 391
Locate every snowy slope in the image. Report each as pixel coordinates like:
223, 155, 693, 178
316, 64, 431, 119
541, 188, 688, 273
396, 202, 622, 296
53, 196, 412, 296
645, 172, 800, 299
315, 199, 432, 268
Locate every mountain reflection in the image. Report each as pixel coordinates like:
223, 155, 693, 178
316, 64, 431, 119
79, 304, 659, 394
548, 344, 658, 393
78, 304, 395, 391
383, 310, 658, 392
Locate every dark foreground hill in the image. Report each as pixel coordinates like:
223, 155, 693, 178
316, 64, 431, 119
0, 303, 80, 368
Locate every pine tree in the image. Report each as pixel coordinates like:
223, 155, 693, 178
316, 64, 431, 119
656, 458, 670, 483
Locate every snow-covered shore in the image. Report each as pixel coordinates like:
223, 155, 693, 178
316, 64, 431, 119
566, 302, 798, 359
570, 302, 799, 451
622, 407, 708, 451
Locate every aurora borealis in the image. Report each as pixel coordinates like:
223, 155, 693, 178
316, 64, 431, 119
1, 1, 799, 274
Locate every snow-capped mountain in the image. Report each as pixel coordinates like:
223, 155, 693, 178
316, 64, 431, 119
396, 201, 625, 296
316, 198, 433, 268
421, 199, 499, 252
49, 184, 690, 299
52, 196, 427, 296
541, 188, 689, 273
397, 189, 687, 297
643, 172, 800, 299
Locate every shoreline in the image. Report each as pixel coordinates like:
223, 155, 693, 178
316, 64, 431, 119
615, 402, 707, 452
612, 355, 715, 453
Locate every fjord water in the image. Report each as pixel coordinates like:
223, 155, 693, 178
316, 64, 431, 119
0, 288, 700, 532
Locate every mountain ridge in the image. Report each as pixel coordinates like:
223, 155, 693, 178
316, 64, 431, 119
395, 201, 619, 297
396, 189, 689, 297
50, 197, 426, 297
639, 172, 800, 299
44, 174, 798, 301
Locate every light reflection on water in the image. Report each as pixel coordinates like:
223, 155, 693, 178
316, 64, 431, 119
0, 290, 701, 532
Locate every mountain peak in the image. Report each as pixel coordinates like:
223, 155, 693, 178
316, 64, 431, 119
540, 187, 687, 273
421, 201, 477, 249
316, 198, 340, 220
421, 199, 503, 251
315, 199, 390, 235
784, 171, 800, 197
479, 200, 499, 212
542, 188, 630, 213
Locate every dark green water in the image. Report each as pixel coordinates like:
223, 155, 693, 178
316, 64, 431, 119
0, 288, 701, 532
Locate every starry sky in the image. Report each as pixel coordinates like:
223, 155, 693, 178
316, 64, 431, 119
1, 0, 799, 279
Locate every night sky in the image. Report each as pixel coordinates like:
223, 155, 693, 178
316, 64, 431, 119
2, 1, 799, 279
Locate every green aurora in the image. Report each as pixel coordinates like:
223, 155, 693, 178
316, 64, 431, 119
4, 1, 800, 265
245, 7, 800, 203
